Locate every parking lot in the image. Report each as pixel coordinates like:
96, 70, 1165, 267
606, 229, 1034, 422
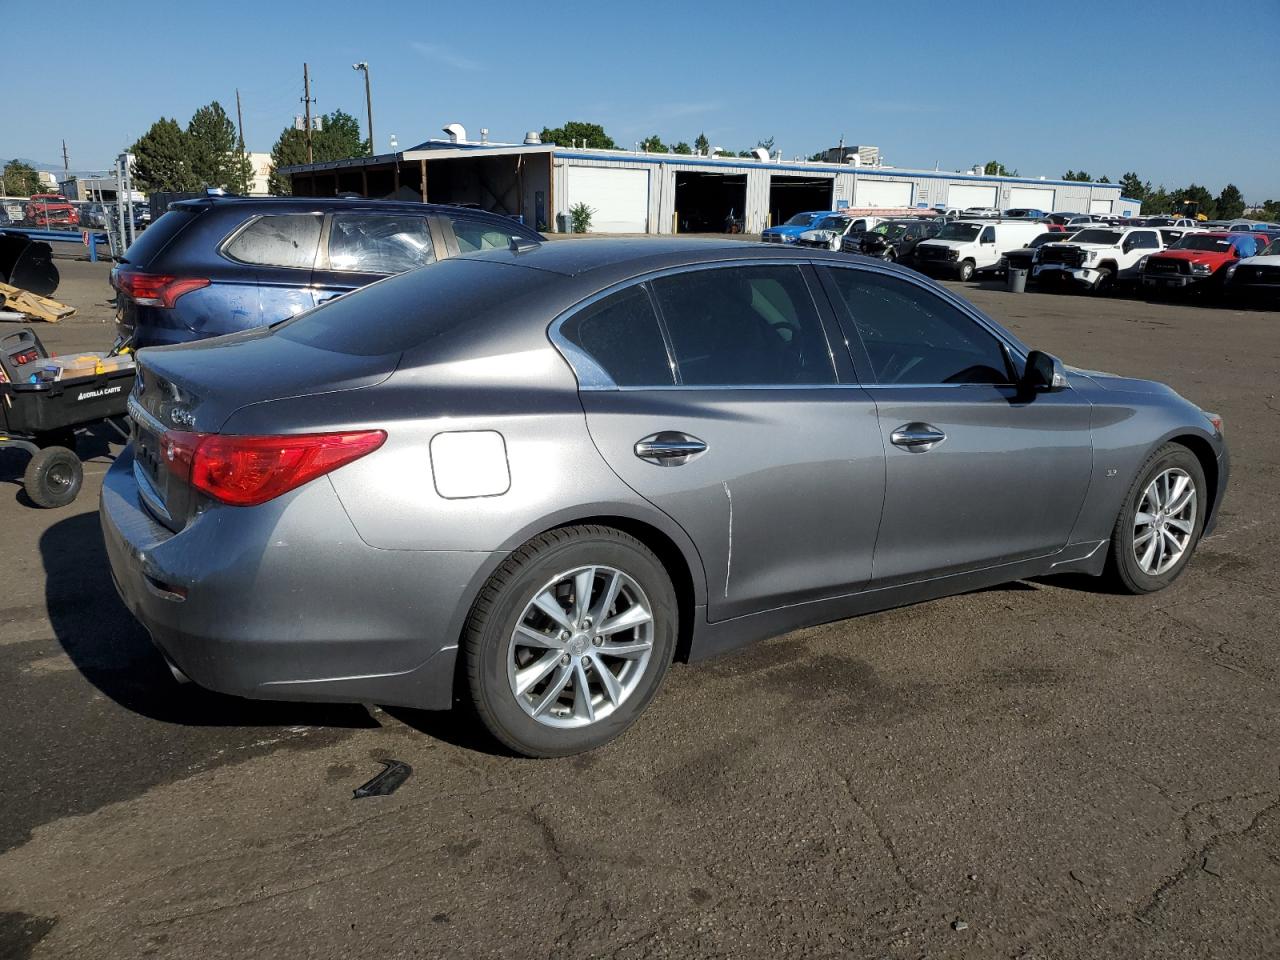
1, 257, 1277, 959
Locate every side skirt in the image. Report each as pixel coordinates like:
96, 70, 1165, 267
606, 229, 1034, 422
686, 540, 1108, 662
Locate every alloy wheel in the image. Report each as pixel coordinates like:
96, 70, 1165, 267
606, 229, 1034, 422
1132, 467, 1197, 576
506, 565, 655, 728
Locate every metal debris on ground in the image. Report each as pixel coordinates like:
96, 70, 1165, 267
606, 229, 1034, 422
952, 919, 970, 931
352, 759, 412, 798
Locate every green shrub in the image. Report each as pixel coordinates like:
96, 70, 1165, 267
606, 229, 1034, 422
570, 201, 595, 233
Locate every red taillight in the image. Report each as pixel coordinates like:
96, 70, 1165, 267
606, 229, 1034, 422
113, 269, 210, 308
160, 430, 386, 506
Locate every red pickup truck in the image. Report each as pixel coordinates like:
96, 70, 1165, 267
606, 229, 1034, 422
1140, 231, 1270, 294
24, 194, 80, 229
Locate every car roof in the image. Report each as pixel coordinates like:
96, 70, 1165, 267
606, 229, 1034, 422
453, 237, 869, 281
167, 195, 530, 226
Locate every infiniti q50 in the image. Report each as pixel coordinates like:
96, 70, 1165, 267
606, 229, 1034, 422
102, 239, 1228, 756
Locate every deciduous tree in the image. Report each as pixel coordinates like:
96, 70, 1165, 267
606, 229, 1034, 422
1215, 183, 1245, 220
539, 121, 616, 149
2, 159, 41, 195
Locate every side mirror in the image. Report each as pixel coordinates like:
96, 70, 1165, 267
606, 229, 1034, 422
1022, 350, 1068, 393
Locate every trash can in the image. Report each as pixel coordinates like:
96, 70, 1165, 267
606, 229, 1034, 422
1007, 268, 1029, 293
558, 212, 572, 234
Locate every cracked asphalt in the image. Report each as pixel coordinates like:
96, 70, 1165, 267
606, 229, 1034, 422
1, 260, 1277, 959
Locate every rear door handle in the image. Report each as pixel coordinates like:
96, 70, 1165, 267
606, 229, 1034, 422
890, 422, 946, 451
634, 432, 708, 466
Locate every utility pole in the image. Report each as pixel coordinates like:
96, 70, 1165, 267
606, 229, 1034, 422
61, 139, 69, 174
302, 62, 315, 164
235, 89, 248, 194
235, 89, 246, 152
352, 62, 373, 155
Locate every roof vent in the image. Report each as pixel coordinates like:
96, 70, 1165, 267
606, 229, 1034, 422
752, 147, 769, 162
480, 128, 488, 144
523, 130, 542, 145
443, 123, 467, 144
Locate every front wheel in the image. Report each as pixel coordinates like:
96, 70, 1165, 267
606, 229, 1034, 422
464, 525, 678, 757
957, 260, 975, 281
1104, 443, 1206, 593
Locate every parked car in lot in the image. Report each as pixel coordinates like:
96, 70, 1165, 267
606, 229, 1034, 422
795, 214, 882, 251
111, 195, 544, 348
761, 210, 832, 244
1141, 232, 1269, 295
914, 220, 1046, 280
24, 194, 80, 229
1225, 237, 1280, 304
1033, 226, 1165, 291
850, 218, 943, 263
101, 239, 1229, 756
1000, 230, 1077, 275
1001, 208, 1047, 220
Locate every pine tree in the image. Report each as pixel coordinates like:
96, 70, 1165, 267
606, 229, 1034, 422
694, 132, 710, 156
187, 101, 238, 189
131, 118, 199, 192
1215, 184, 1245, 220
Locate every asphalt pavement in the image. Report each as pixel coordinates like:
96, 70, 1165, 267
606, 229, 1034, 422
1, 257, 1277, 959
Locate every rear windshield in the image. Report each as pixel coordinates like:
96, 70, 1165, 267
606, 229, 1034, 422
120, 209, 198, 265
275, 257, 554, 357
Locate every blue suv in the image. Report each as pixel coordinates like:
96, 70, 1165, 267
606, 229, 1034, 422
112, 196, 544, 348
761, 210, 832, 244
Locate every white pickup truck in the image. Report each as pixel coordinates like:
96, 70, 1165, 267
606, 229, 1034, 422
1032, 226, 1165, 290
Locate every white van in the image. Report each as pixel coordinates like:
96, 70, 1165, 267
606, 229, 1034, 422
913, 220, 1048, 280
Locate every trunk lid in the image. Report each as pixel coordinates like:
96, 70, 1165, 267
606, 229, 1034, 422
129, 327, 399, 530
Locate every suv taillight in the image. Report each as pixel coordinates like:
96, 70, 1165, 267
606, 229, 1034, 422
160, 430, 386, 506
113, 268, 210, 308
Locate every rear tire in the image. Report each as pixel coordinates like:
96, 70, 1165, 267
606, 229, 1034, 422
24, 446, 83, 508
1104, 443, 1206, 594
463, 525, 678, 757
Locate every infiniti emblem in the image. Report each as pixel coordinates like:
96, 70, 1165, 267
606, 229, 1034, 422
169, 407, 196, 428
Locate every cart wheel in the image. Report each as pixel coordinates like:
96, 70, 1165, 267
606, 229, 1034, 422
24, 446, 83, 508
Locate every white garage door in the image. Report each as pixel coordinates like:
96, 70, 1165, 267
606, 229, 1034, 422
1089, 199, 1113, 215
855, 178, 913, 207
1009, 186, 1055, 211
567, 166, 649, 232
948, 184, 998, 209
1056, 196, 1088, 213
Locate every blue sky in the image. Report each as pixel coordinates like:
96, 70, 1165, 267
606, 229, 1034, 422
6, 0, 1279, 199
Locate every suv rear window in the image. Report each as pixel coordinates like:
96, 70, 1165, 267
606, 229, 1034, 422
224, 213, 322, 269
119, 209, 199, 266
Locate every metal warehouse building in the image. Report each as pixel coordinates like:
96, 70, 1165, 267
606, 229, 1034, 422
282, 131, 1138, 234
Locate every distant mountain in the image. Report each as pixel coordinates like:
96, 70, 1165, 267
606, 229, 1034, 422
9, 158, 63, 172
8, 158, 112, 179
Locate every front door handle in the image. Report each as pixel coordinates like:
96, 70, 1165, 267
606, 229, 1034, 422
890, 422, 947, 451
634, 432, 708, 466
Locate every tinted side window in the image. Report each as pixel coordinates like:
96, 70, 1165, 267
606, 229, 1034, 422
450, 216, 526, 253
224, 214, 322, 269
826, 268, 1013, 385
979, 226, 995, 243
327, 214, 435, 274
651, 265, 835, 386
1134, 231, 1160, 249
559, 285, 674, 387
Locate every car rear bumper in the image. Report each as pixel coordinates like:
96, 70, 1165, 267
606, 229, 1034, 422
100, 446, 493, 711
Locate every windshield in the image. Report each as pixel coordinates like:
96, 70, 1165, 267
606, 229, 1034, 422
1172, 235, 1232, 252
1071, 229, 1123, 245
815, 216, 848, 231
937, 223, 982, 241
784, 212, 819, 226
871, 222, 908, 237
1264, 240, 1280, 257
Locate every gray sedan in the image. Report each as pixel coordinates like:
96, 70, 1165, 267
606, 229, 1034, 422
101, 239, 1229, 756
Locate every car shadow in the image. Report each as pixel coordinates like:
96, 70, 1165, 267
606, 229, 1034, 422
39, 511, 377, 730
381, 706, 514, 757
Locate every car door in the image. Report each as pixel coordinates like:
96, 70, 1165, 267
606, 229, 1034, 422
819, 265, 1094, 586
310, 211, 443, 305
558, 263, 885, 621
219, 212, 323, 329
